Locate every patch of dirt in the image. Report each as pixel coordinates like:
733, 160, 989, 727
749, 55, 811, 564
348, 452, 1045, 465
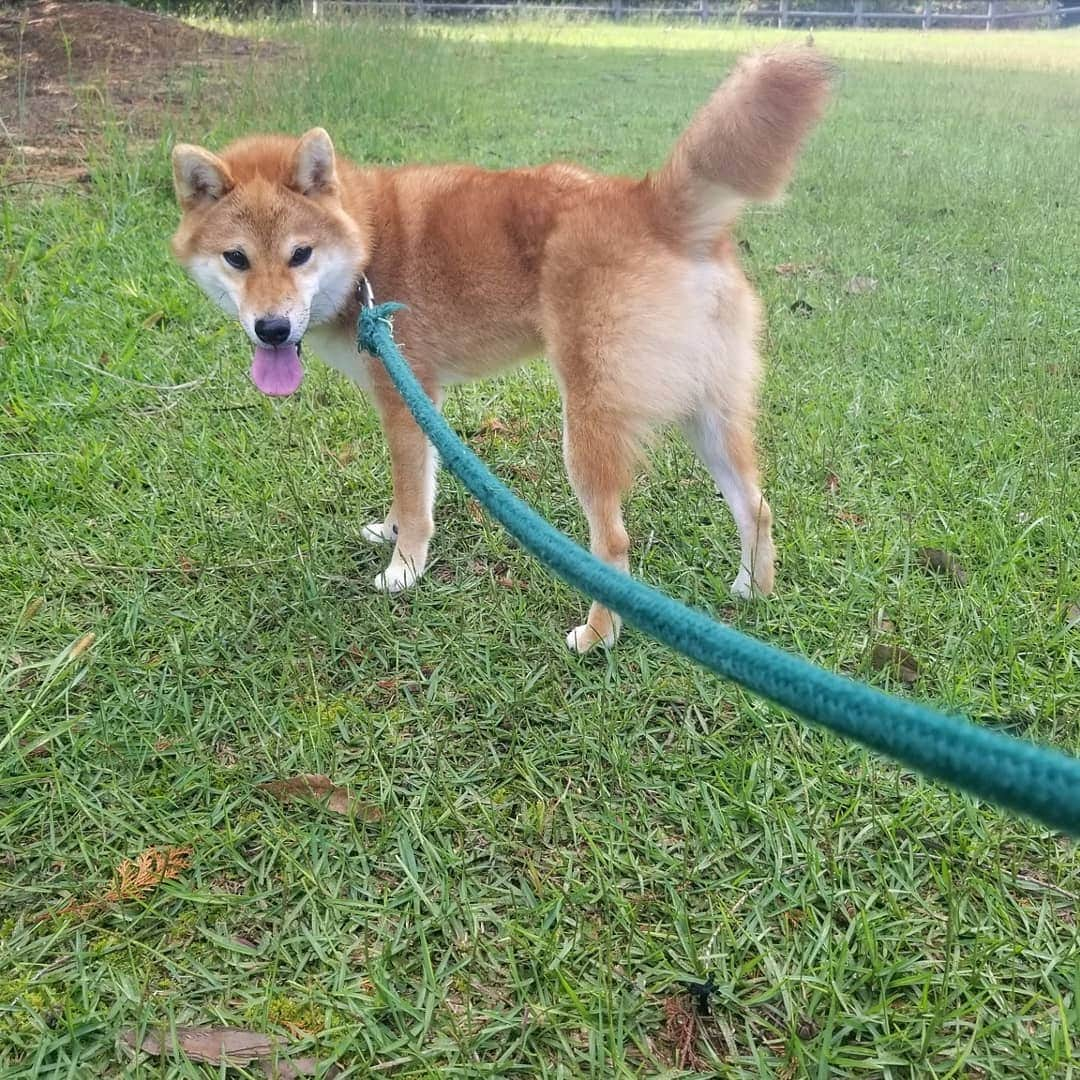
0, 1, 276, 181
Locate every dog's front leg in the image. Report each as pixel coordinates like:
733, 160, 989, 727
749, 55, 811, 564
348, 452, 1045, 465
368, 369, 441, 594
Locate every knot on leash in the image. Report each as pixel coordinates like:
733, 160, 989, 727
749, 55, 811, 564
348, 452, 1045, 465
357, 302, 406, 357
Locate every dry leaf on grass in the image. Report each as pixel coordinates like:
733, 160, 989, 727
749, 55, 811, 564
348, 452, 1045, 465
1064, 602, 1079, 630
870, 644, 920, 685
119, 1027, 337, 1078
121, 1027, 272, 1066
844, 275, 878, 295
824, 472, 840, 495
917, 547, 968, 585
774, 262, 808, 276
38, 845, 192, 922
259, 774, 383, 823
789, 299, 814, 317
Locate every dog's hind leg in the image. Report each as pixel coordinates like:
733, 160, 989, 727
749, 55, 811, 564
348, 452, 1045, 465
683, 407, 774, 600
560, 401, 640, 653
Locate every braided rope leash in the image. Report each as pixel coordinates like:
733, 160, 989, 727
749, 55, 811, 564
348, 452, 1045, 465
359, 302, 1080, 837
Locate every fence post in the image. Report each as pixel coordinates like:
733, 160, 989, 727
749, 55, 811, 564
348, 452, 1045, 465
922, 0, 931, 28
1049, 0, 1060, 26
700, 0, 709, 20
612, 0, 623, 19
779, 0, 789, 27
854, 0, 864, 26
986, 0, 996, 29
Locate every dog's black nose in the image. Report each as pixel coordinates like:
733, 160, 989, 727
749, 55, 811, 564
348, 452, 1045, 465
254, 316, 291, 347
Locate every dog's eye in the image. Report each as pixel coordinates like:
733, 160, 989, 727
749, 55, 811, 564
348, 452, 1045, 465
289, 246, 313, 267
223, 250, 249, 271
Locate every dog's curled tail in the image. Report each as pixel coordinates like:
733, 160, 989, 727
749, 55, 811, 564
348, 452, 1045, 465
653, 47, 833, 248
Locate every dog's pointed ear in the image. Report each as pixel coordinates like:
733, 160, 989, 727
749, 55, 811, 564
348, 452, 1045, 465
292, 128, 337, 197
172, 144, 233, 210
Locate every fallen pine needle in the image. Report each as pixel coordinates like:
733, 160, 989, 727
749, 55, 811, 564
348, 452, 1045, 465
35, 845, 192, 923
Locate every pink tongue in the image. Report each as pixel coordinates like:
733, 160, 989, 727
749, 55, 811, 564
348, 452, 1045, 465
251, 345, 303, 396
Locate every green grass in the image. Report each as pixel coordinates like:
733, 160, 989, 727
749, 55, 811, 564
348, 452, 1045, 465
2, 16, 1080, 1078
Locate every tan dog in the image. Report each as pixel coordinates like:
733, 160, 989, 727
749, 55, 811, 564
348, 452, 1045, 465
170, 48, 831, 652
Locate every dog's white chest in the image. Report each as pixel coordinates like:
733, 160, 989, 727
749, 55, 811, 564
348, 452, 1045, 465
306, 324, 372, 391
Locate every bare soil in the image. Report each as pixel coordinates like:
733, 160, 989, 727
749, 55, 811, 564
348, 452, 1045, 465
0, 1, 274, 181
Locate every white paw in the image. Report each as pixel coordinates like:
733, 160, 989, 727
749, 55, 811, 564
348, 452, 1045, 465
374, 562, 418, 594
361, 521, 397, 545
730, 568, 755, 601
565, 623, 617, 654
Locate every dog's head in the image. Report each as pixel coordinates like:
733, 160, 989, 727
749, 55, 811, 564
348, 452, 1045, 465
170, 129, 367, 395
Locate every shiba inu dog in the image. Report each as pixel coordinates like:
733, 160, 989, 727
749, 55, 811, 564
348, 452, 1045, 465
170, 48, 831, 652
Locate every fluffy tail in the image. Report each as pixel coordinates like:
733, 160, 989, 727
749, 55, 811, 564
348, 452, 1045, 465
653, 47, 833, 248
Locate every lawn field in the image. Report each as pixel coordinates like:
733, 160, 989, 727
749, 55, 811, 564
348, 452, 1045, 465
2, 16, 1079, 1078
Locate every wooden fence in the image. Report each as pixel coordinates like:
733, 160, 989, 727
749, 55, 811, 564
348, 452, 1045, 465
311, 0, 1079, 27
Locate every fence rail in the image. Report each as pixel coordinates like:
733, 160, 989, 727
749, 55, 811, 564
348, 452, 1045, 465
313, 0, 1079, 26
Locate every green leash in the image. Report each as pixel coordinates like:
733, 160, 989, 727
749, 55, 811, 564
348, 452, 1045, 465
358, 302, 1080, 837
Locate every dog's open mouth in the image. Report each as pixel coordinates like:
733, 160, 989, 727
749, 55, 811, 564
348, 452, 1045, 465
251, 342, 303, 397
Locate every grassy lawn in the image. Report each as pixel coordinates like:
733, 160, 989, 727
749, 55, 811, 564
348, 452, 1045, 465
2, 16, 1079, 1077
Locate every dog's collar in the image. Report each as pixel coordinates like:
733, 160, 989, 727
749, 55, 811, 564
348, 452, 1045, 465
357, 274, 375, 309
